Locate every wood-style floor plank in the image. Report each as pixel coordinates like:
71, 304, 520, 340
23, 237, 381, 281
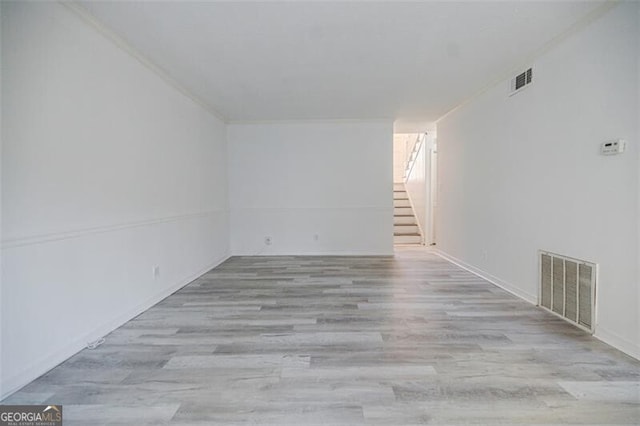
3, 247, 639, 425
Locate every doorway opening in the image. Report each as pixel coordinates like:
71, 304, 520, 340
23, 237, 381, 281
392, 128, 437, 247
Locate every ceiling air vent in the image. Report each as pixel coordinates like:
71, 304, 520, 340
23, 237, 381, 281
539, 251, 596, 333
509, 67, 533, 96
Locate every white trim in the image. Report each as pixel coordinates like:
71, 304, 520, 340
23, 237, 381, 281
402, 139, 427, 245
436, 249, 639, 361
0, 253, 230, 400
435, 1, 619, 124
231, 251, 394, 257
426, 142, 438, 246
433, 249, 537, 304
595, 327, 640, 361
60, 1, 227, 122
405, 134, 426, 182
2, 210, 228, 249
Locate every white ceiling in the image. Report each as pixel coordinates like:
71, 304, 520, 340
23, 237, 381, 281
78, 1, 606, 123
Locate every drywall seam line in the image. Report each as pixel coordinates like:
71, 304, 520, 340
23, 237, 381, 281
435, 0, 620, 124
59, 1, 228, 123
1, 209, 229, 249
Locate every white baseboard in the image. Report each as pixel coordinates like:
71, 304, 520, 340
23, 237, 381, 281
1, 253, 230, 400
434, 249, 640, 361
595, 327, 640, 361
230, 250, 394, 257
433, 249, 537, 304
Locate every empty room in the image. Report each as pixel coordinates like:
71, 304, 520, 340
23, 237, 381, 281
1, 1, 639, 425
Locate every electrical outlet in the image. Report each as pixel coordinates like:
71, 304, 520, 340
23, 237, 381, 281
481, 250, 488, 261
313, 234, 319, 242
264, 236, 272, 246
153, 265, 160, 279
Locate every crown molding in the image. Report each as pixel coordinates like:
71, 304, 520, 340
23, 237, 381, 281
60, 1, 228, 123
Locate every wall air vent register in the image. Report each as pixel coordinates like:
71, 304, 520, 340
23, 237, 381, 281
510, 67, 533, 95
539, 250, 596, 333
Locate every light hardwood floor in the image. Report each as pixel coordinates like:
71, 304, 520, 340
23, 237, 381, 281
3, 248, 639, 425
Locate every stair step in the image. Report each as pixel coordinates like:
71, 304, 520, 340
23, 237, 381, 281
394, 224, 419, 235
394, 207, 413, 215
394, 199, 411, 208
394, 216, 417, 225
394, 234, 422, 245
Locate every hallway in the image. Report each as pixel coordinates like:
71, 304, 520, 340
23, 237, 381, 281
3, 248, 639, 424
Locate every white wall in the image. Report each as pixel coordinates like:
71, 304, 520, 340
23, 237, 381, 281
228, 121, 393, 255
436, 2, 639, 359
393, 134, 409, 182
1, 2, 229, 397
405, 134, 428, 243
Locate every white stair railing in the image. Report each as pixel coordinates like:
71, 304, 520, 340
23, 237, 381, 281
404, 133, 426, 181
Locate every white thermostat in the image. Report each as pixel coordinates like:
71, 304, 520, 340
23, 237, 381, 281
601, 139, 626, 155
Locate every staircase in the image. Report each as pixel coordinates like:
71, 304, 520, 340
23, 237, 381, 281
393, 183, 421, 245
